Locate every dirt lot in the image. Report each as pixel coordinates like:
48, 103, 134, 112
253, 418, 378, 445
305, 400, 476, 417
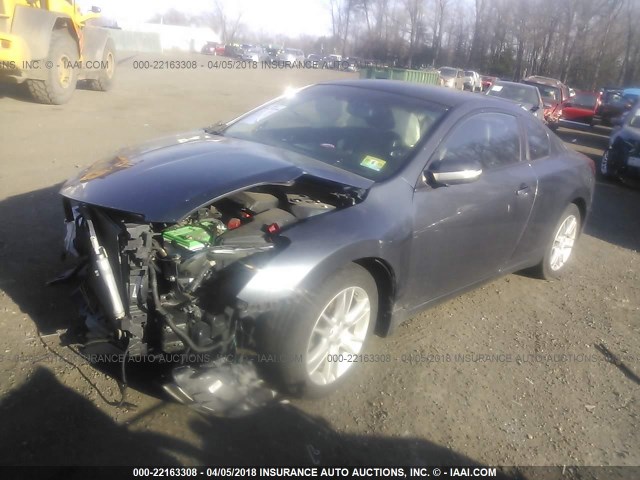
0, 53, 638, 474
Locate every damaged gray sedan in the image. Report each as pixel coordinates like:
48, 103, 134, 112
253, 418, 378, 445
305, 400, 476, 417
59, 80, 595, 399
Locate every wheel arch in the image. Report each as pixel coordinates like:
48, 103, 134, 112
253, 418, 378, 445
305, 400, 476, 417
354, 257, 397, 338
571, 196, 587, 230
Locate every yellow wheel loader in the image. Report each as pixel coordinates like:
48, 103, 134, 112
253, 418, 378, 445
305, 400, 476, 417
0, 0, 115, 104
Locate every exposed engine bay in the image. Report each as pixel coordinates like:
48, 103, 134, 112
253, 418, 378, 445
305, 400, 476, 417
62, 178, 360, 370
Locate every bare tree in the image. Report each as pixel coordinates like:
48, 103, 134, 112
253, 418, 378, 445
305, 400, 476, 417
431, 0, 450, 65
213, 0, 243, 44
314, 0, 640, 86
404, 0, 425, 67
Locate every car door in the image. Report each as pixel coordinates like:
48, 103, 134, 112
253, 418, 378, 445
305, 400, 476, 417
407, 111, 538, 306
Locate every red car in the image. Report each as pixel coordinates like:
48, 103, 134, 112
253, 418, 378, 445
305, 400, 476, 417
523, 76, 571, 130
201, 42, 225, 56
481, 75, 499, 92
560, 91, 602, 127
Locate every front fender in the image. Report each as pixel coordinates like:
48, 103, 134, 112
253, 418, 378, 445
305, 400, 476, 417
237, 183, 414, 309
11, 6, 60, 60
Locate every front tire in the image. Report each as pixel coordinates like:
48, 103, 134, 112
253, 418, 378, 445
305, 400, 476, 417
256, 263, 378, 397
26, 30, 78, 105
535, 204, 581, 280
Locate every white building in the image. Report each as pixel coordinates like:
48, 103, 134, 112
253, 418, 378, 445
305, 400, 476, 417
119, 23, 220, 52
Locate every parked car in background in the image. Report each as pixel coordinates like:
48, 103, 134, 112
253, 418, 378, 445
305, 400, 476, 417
523, 76, 570, 130
223, 44, 244, 59
485, 81, 545, 121
560, 91, 601, 127
323, 54, 343, 69
463, 70, 482, 92
242, 46, 270, 62
601, 101, 640, 185
201, 42, 224, 56
438, 67, 464, 90
266, 47, 281, 61
304, 54, 322, 68
59, 80, 595, 398
277, 48, 305, 64
481, 75, 499, 92
595, 88, 632, 126
341, 57, 360, 72
621, 87, 640, 106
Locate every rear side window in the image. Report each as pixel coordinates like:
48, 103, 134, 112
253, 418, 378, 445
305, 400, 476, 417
525, 117, 550, 160
434, 112, 521, 170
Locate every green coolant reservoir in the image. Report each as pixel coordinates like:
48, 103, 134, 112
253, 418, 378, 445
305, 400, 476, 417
162, 222, 217, 252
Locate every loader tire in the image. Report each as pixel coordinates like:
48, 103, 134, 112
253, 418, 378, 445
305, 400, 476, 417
87, 38, 116, 91
26, 30, 78, 105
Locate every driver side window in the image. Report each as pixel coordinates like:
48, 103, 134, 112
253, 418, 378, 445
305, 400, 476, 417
434, 112, 521, 170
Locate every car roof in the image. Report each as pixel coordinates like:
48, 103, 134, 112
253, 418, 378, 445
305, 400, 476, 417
493, 80, 536, 89
320, 79, 524, 111
524, 76, 565, 87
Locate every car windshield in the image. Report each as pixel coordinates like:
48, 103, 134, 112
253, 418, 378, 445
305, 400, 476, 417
464, 71, 474, 76
571, 92, 598, 109
440, 68, 457, 78
488, 83, 539, 105
628, 106, 640, 128
222, 85, 447, 181
527, 83, 560, 102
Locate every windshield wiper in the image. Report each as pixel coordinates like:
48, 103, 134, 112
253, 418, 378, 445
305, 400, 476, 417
204, 121, 227, 135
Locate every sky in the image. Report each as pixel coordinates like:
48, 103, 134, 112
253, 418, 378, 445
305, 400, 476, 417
78, 0, 333, 38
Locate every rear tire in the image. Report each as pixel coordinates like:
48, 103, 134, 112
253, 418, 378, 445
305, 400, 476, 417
256, 263, 378, 397
534, 204, 581, 280
26, 30, 78, 105
87, 38, 116, 91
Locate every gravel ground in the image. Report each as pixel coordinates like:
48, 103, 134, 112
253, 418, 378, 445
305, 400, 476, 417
0, 53, 638, 475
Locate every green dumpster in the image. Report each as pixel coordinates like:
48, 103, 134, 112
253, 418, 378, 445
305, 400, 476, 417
360, 67, 440, 86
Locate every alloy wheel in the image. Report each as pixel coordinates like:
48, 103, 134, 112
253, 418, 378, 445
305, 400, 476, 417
550, 215, 578, 271
305, 286, 371, 385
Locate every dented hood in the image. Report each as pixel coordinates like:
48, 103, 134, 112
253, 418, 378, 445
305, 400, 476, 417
60, 130, 372, 223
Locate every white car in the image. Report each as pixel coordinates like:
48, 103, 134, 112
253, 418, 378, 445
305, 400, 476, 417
463, 70, 482, 92
276, 48, 305, 64
438, 67, 465, 90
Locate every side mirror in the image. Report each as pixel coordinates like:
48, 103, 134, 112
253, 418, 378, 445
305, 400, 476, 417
426, 159, 483, 186
90, 6, 101, 13
530, 105, 540, 112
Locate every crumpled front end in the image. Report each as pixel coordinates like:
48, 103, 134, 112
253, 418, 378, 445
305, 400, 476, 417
60, 178, 362, 375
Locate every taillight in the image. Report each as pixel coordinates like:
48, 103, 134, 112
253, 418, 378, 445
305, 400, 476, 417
266, 223, 280, 235
227, 218, 241, 230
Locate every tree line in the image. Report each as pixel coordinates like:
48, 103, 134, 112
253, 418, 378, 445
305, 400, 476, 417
150, 0, 640, 90
326, 0, 639, 89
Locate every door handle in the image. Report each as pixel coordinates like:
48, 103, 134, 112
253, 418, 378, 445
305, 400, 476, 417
516, 184, 530, 196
